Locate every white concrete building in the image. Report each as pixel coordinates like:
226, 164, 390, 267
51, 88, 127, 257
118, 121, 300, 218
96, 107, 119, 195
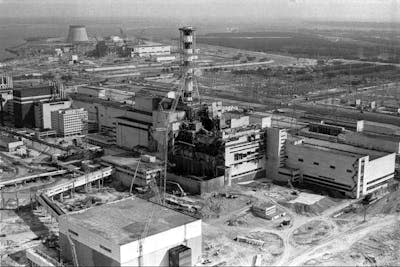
222, 116, 269, 183
51, 108, 88, 137
155, 55, 176, 62
267, 133, 395, 199
132, 45, 171, 58
34, 100, 72, 129
101, 154, 163, 187
59, 197, 202, 266
0, 136, 24, 152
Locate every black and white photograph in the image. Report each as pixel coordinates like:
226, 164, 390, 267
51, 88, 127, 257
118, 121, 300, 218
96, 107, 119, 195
0, 0, 399, 266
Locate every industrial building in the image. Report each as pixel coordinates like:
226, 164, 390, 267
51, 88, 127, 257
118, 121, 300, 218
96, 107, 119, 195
51, 108, 88, 137
131, 44, 171, 58
173, 114, 270, 184
266, 125, 395, 198
59, 197, 202, 266
0, 135, 24, 152
101, 154, 163, 187
0, 75, 13, 89
13, 85, 55, 128
34, 100, 72, 129
0, 75, 13, 116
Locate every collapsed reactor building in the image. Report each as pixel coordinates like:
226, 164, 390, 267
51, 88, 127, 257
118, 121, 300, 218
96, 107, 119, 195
158, 27, 270, 188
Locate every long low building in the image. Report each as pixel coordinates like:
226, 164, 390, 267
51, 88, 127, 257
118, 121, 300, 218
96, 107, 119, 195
101, 154, 163, 187
59, 197, 202, 266
278, 136, 395, 198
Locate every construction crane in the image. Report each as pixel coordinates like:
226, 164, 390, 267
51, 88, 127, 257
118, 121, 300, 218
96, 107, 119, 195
67, 231, 79, 266
129, 157, 141, 195
137, 161, 163, 267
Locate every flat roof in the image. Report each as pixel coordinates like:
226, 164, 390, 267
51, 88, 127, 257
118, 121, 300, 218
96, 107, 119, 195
357, 132, 400, 142
101, 154, 162, 172
70, 93, 135, 110
62, 197, 198, 245
293, 137, 388, 160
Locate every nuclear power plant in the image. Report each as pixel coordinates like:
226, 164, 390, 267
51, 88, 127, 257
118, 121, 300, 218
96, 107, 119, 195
66, 25, 89, 43
1, 4, 400, 265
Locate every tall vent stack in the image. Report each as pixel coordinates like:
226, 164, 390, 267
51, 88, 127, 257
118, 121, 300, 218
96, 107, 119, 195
67, 25, 89, 43
179, 26, 197, 105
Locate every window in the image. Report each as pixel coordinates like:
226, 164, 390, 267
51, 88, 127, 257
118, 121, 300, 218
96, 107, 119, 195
68, 229, 79, 237
313, 162, 319, 166
298, 158, 304, 162
100, 245, 112, 253
330, 165, 336, 169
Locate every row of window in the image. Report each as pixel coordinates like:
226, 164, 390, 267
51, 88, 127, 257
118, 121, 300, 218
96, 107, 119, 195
296, 158, 353, 173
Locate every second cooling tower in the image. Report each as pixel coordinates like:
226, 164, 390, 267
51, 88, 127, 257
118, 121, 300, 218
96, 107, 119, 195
67, 25, 89, 43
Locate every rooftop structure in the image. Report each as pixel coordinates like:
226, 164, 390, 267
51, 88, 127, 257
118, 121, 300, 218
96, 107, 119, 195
59, 197, 202, 266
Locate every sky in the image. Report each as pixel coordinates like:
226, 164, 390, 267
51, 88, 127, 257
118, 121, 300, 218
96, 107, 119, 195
0, 0, 399, 22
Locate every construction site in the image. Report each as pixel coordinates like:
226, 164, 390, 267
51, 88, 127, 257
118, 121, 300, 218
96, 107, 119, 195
1, 18, 400, 267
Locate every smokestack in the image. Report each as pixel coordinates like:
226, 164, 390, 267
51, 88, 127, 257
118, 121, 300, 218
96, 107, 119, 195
179, 26, 196, 105
67, 25, 89, 43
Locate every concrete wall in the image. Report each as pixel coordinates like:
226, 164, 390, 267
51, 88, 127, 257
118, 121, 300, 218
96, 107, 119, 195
285, 142, 359, 195
35, 101, 72, 129
116, 122, 149, 150
341, 132, 400, 154
364, 153, 395, 195
120, 220, 202, 266
167, 173, 225, 195
265, 128, 287, 182
111, 167, 161, 187
59, 233, 120, 267
224, 130, 266, 178
73, 98, 153, 137
362, 121, 400, 135
231, 169, 266, 184
59, 216, 121, 264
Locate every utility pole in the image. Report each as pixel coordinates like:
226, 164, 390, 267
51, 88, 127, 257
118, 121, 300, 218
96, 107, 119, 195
163, 127, 168, 204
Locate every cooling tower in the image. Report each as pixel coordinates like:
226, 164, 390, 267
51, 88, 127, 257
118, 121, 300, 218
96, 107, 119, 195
67, 25, 89, 43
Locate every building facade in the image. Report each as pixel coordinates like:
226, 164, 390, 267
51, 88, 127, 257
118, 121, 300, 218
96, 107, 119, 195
13, 85, 54, 128
51, 108, 88, 137
34, 100, 72, 129
266, 134, 395, 199
132, 45, 171, 58
0, 76, 13, 115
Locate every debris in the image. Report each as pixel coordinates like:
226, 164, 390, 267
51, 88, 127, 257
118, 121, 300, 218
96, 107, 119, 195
212, 261, 227, 266
201, 258, 212, 264
219, 192, 238, 199
234, 235, 265, 247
